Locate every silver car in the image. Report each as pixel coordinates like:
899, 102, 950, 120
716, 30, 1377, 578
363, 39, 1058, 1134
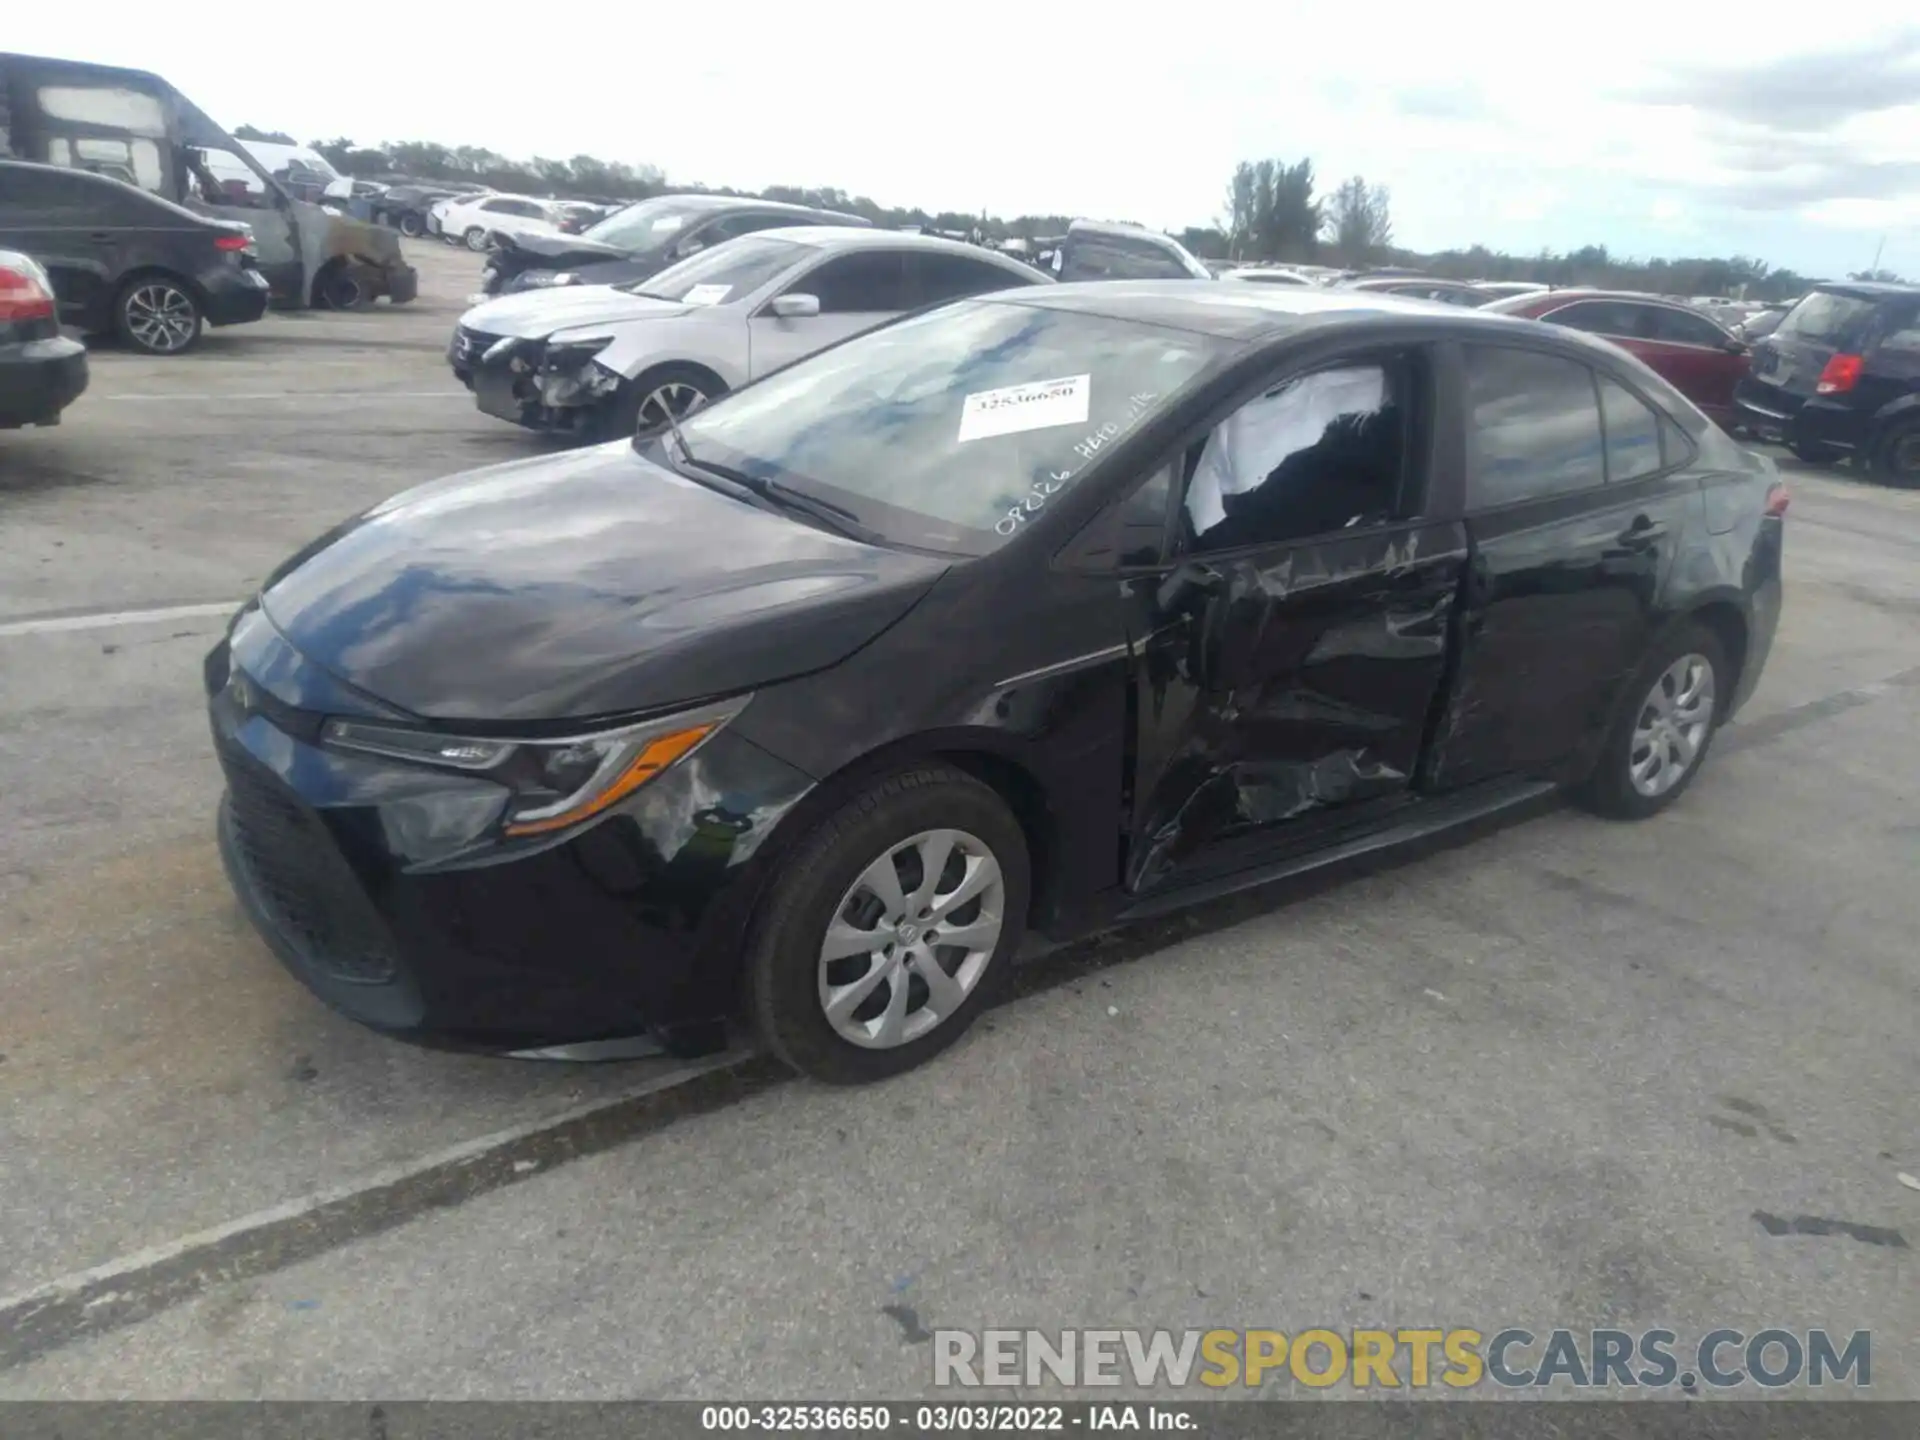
449, 228, 1053, 441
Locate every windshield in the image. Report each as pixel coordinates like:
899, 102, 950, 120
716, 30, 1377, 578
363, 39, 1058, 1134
584, 197, 721, 251
630, 236, 810, 304
1778, 291, 1877, 347
675, 299, 1222, 553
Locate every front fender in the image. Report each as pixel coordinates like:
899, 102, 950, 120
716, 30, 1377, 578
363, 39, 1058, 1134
595, 321, 750, 390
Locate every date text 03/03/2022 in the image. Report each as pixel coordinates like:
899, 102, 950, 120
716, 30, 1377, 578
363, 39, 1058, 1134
699, 1404, 1192, 1432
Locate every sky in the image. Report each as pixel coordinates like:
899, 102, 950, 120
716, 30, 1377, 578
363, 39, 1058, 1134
11, 3, 1920, 279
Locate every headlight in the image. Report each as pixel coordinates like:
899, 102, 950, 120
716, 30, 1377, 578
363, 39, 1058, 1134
523, 271, 579, 288
321, 697, 747, 838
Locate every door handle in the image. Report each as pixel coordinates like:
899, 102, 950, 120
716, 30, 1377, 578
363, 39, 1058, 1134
1606, 516, 1666, 556
88, 233, 115, 244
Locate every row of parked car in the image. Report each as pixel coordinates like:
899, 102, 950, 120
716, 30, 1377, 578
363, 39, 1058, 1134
440, 201, 1920, 486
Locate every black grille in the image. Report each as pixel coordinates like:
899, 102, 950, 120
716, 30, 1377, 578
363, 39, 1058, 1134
221, 749, 401, 985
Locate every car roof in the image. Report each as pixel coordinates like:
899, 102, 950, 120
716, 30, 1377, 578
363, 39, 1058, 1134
752, 226, 1033, 260
992, 278, 1568, 340
1810, 280, 1920, 301
641, 193, 871, 226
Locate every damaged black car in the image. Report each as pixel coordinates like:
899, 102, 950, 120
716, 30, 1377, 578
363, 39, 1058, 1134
478, 193, 872, 298
207, 283, 1784, 1083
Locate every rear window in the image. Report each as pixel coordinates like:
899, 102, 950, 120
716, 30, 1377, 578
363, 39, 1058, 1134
1778, 291, 1878, 348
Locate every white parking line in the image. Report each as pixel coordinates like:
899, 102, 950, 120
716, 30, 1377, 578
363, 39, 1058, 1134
0, 602, 236, 639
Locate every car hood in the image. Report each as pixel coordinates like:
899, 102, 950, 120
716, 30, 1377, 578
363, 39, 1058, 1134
460, 286, 694, 340
498, 231, 639, 266
503, 256, 668, 294
257, 444, 947, 724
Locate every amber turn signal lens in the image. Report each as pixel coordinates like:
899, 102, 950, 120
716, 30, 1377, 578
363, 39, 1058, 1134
502, 723, 717, 837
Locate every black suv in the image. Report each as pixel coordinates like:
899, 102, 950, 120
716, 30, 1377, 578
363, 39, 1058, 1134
1735, 281, 1920, 484
0, 160, 272, 354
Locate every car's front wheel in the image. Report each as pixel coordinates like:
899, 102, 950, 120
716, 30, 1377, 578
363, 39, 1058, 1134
1577, 623, 1728, 820
399, 212, 425, 238
600, 364, 723, 442
747, 766, 1030, 1083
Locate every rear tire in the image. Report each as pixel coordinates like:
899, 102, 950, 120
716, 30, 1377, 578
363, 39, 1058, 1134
463, 226, 490, 252
399, 212, 425, 239
746, 766, 1030, 1084
1576, 622, 1728, 820
1870, 416, 1920, 489
113, 276, 203, 355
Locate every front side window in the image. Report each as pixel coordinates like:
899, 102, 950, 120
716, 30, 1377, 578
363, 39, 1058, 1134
1598, 377, 1663, 482
630, 236, 810, 305
1182, 363, 1406, 553
791, 250, 908, 313
1542, 301, 1646, 338
675, 299, 1221, 554
1463, 345, 1605, 508
1651, 307, 1732, 348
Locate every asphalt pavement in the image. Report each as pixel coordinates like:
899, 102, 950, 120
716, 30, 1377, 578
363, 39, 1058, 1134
0, 244, 1914, 1398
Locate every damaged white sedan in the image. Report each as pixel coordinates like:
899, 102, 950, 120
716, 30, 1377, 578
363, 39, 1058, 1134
447, 227, 1051, 442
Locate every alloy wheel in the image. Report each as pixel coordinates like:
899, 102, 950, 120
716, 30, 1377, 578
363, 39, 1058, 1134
817, 828, 1005, 1049
1628, 653, 1716, 798
635, 381, 708, 434
124, 284, 197, 353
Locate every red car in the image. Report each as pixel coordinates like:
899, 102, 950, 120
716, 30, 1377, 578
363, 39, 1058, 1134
1485, 289, 1751, 429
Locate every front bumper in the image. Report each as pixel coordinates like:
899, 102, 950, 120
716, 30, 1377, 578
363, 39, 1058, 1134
449, 329, 620, 435
0, 335, 88, 428
204, 613, 814, 1051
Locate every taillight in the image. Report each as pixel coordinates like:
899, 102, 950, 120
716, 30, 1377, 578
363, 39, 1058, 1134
1764, 482, 1790, 518
1815, 353, 1862, 394
214, 233, 250, 252
0, 261, 56, 323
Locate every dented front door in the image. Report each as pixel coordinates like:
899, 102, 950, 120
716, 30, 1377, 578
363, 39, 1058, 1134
1121, 351, 1468, 895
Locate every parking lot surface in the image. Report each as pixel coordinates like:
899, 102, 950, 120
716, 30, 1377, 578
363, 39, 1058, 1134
1, 243, 1915, 1397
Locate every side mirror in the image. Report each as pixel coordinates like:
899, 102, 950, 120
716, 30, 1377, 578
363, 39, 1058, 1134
1724, 337, 1748, 355
768, 293, 821, 319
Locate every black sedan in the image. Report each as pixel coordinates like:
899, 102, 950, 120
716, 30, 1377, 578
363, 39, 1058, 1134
206, 283, 1786, 1082
0, 248, 87, 427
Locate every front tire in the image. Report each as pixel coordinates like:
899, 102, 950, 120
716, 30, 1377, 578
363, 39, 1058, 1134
114, 276, 203, 355
599, 363, 723, 442
399, 212, 425, 238
1577, 623, 1728, 820
746, 766, 1030, 1084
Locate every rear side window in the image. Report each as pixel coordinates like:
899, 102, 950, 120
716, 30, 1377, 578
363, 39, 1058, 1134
1779, 291, 1878, 347
1463, 345, 1605, 508
0, 166, 101, 216
1598, 377, 1663, 481
1543, 300, 1650, 339
905, 252, 1038, 308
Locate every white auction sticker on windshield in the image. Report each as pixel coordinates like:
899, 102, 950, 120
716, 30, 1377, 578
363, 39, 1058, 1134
683, 283, 732, 306
957, 373, 1091, 443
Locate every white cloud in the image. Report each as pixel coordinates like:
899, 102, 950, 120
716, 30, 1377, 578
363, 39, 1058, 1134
8, 2, 1920, 275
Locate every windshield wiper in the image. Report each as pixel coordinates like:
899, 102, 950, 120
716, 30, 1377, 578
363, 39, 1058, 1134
662, 427, 883, 544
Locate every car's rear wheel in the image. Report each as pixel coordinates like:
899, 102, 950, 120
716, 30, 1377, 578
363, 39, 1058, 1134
114, 276, 203, 355
1870, 416, 1920, 489
399, 212, 425, 238
1577, 623, 1727, 820
746, 766, 1030, 1084
463, 226, 490, 252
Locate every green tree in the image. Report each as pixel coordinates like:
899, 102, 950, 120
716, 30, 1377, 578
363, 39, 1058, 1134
1325, 176, 1392, 266
233, 124, 295, 144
